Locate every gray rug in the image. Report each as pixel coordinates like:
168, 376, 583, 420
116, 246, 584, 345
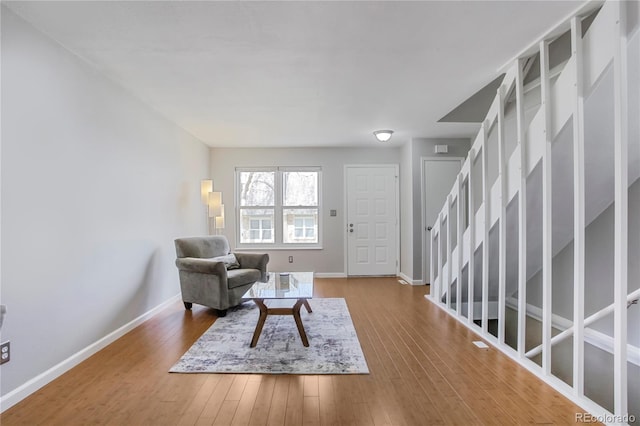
170, 298, 369, 374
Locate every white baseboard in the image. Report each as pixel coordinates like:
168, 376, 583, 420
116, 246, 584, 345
0, 294, 181, 412
314, 272, 347, 278
398, 272, 423, 286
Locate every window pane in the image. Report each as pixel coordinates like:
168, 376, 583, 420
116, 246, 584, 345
240, 209, 274, 243
283, 209, 318, 244
283, 172, 318, 206
239, 171, 275, 206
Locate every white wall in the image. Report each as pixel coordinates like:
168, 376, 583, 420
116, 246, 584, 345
209, 147, 401, 274
0, 8, 209, 401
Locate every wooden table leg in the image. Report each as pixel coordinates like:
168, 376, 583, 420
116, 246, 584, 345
292, 299, 309, 347
250, 299, 268, 348
302, 299, 312, 313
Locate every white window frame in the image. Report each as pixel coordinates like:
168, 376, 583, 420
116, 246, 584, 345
235, 166, 322, 249
293, 216, 316, 240
248, 216, 274, 243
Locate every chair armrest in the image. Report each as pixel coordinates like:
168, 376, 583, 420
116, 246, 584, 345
235, 253, 270, 281
175, 258, 227, 275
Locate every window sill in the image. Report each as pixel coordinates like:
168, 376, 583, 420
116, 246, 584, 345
235, 246, 323, 251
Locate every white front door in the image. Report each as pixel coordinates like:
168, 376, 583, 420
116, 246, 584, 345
422, 157, 463, 284
346, 165, 398, 276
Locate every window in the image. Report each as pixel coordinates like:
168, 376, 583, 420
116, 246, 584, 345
236, 167, 321, 247
249, 217, 273, 243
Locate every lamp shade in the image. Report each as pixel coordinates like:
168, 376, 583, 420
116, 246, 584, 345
208, 192, 222, 217
200, 179, 213, 205
215, 204, 225, 229
373, 130, 394, 142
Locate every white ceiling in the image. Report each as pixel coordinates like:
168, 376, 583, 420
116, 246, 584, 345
5, 1, 585, 148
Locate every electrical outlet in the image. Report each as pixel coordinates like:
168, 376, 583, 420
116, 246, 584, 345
288, 256, 293, 263
0, 341, 10, 365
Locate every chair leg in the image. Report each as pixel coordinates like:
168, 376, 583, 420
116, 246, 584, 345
183, 302, 192, 310
215, 309, 227, 317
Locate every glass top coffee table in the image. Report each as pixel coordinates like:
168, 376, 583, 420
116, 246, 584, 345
242, 272, 314, 347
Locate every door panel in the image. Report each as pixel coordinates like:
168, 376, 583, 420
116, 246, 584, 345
347, 166, 397, 276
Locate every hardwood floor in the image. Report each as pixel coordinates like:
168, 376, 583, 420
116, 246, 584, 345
2, 277, 590, 425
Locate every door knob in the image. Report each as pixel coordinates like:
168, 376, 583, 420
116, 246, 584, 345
349, 229, 354, 233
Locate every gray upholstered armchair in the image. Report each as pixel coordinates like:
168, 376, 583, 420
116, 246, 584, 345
174, 236, 269, 316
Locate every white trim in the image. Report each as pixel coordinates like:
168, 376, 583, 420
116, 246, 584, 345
467, 149, 476, 326
235, 246, 323, 251
437, 213, 443, 303
612, 1, 629, 416
235, 167, 322, 249
571, 15, 586, 397
425, 296, 614, 423
313, 272, 347, 279
445, 194, 452, 310
540, 38, 553, 376
515, 57, 528, 358
497, 83, 507, 345
456, 174, 463, 316
480, 121, 489, 333
398, 272, 423, 286
0, 294, 181, 412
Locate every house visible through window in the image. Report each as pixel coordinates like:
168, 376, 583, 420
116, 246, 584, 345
249, 217, 273, 243
294, 217, 315, 239
236, 167, 321, 247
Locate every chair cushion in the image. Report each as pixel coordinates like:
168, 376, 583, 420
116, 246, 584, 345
212, 253, 240, 270
227, 269, 261, 289
175, 236, 230, 259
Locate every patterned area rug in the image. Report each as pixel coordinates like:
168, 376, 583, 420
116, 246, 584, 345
170, 298, 369, 374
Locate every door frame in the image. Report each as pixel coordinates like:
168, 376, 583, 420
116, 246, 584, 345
343, 164, 400, 277
421, 156, 464, 284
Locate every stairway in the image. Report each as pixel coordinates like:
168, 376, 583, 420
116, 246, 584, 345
428, 0, 639, 421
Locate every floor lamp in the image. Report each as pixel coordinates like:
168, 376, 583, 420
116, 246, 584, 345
201, 179, 224, 235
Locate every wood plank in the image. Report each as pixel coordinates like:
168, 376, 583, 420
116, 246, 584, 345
248, 375, 276, 426
284, 376, 304, 426
231, 376, 261, 425
317, 376, 337, 426
266, 376, 289, 426
302, 397, 320, 425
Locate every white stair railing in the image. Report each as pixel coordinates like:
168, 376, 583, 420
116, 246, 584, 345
427, 0, 638, 421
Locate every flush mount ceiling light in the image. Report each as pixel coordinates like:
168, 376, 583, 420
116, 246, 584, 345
373, 130, 394, 142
